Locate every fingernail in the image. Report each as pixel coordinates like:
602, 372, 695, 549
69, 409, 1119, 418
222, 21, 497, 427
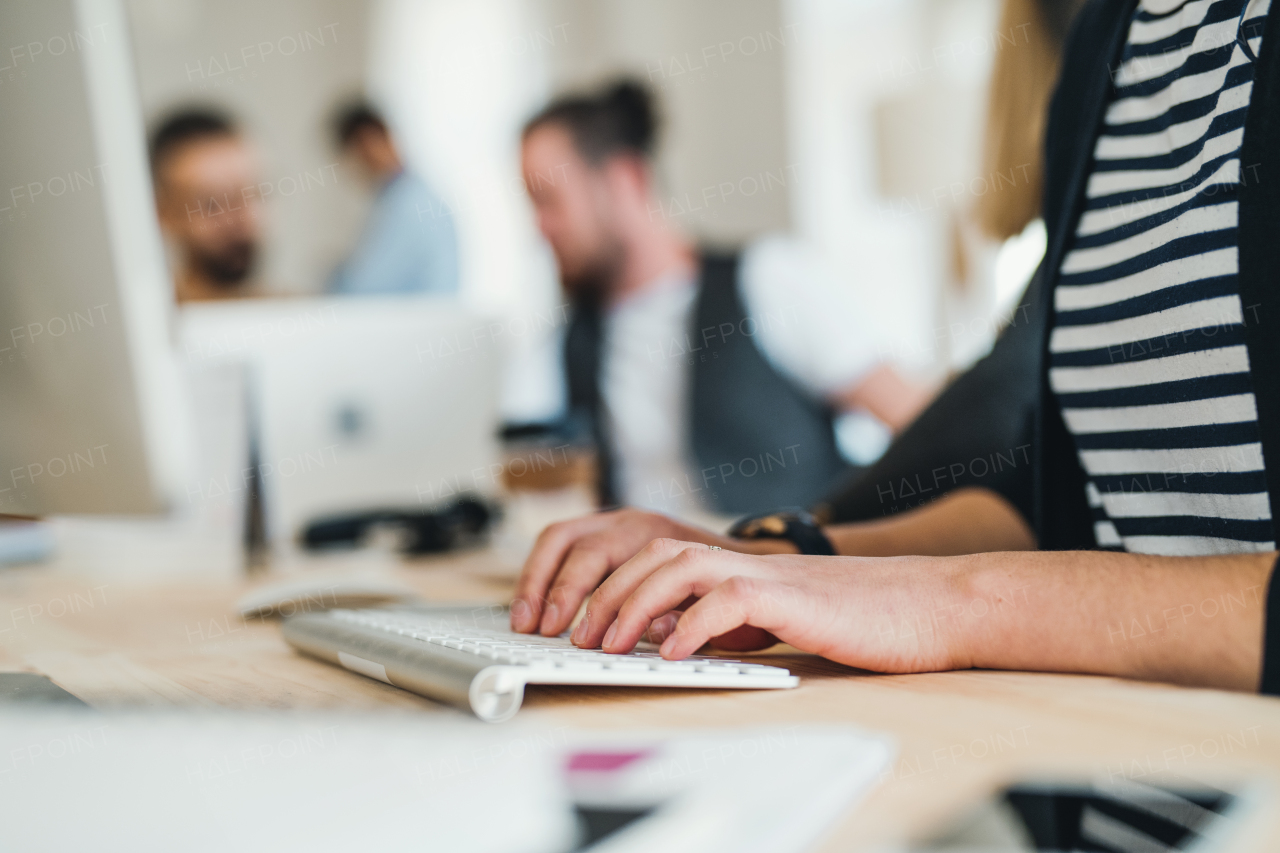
602, 622, 618, 650
510, 598, 531, 631
659, 635, 676, 658
571, 614, 588, 645
540, 603, 559, 634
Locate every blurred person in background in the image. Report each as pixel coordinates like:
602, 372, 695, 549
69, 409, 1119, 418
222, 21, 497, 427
327, 102, 458, 296
150, 109, 263, 303
521, 80, 934, 518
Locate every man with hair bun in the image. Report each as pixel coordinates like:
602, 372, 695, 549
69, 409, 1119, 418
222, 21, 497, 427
521, 79, 932, 518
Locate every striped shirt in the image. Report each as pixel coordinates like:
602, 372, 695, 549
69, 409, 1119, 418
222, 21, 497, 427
1049, 0, 1275, 557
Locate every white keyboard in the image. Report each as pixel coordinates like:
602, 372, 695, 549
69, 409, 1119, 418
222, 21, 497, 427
282, 607, 798, 722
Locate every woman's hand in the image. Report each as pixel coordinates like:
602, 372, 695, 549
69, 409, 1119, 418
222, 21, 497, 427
511, 509, 796, 637
568, 537, 972, 675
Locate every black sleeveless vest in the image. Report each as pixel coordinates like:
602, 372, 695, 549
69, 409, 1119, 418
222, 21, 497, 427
565, 250, 853, 515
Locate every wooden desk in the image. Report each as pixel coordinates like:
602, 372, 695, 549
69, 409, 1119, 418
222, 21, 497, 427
2, 550, 1279, 851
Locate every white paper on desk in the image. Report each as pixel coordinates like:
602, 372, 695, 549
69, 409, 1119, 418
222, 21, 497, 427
0, 711, 575, 853
567, 725, 894, 853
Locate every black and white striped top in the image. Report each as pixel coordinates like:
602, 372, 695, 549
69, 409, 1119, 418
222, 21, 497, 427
1049, 0, 1275, 556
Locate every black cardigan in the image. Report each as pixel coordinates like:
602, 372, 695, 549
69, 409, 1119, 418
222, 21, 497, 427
819, 0, 1280, 692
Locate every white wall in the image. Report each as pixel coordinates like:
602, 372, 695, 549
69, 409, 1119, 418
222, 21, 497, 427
366, 0, 558, 319
784, 0, 1006, 374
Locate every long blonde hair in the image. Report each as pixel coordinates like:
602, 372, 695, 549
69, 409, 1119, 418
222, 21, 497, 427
973, 0, 1085, 240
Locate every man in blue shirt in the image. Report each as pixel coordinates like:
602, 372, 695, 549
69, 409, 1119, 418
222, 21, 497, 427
328, 103, 458, 296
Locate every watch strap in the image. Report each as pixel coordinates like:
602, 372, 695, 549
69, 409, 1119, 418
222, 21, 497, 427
728, 510, 836, 556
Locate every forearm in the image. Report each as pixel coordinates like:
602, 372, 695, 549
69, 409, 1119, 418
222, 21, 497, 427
824, 487, 1036, 557
940, 549, 1276, 690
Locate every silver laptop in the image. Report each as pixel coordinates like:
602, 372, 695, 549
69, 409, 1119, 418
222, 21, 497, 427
179, 298, 503, 553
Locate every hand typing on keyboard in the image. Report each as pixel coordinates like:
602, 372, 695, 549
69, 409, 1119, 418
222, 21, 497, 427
511, 512, 976, 677
565, 538, 967, 676
510, 508, 798, 638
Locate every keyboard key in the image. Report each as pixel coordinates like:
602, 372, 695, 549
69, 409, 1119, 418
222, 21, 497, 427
652, 662, 697, 673
738, 664, 782, 674
604, 660, 652, 673
559, 660, 604, 671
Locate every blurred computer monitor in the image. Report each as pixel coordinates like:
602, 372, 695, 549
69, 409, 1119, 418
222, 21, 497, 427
179, 298, 503, 554
0, 0, 191, 516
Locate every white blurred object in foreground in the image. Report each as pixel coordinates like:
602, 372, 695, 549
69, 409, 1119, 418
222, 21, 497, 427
0, 711, 573, 853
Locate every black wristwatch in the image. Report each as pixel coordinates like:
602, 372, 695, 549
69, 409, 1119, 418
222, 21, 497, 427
728, 509, 836, 555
